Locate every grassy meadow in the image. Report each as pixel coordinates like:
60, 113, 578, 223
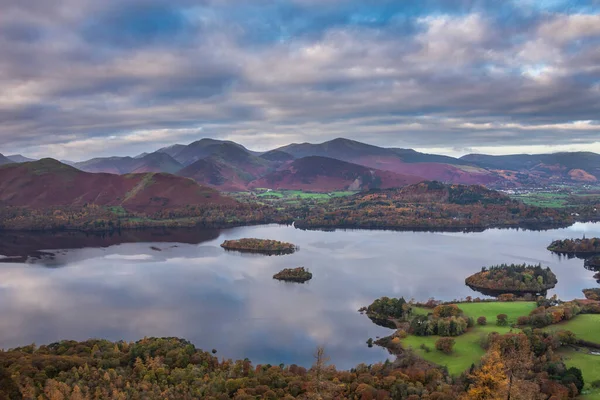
401, 301, 538, 375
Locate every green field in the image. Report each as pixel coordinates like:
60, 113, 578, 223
558, 349, 600, 399
511, 191, 600, 209
512, 192, 570, 208
544, 314, 600, 344
401, 302, 537, 375
254, 189, 356, 202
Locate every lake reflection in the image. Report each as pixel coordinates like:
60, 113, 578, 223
0, 223, 598, 369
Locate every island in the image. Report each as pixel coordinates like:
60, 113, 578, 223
583, 288, 600, 301
273, 267, 312, 283
585, 255, 600, 271
220, 238, 297, 255
547, 238, 600, 256
465, 263, 557, 296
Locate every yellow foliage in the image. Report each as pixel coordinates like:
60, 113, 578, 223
463, 350, 508, 400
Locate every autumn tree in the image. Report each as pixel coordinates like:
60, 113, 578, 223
464, 349, 508, 399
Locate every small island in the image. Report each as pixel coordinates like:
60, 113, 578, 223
465, 263, 557, 296
273, 267, 312, 283
220, 238, 297, 255
547, 238, 600, 256
585, 255, 600, 271
583, 288, 600, 301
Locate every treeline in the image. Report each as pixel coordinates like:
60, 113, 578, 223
548, 238, 600, 255
0, 204, 295, 232
517, 301, 582, 328
465, 264, 557, 295
0, 333, 586, 400
0, 337, 462, 400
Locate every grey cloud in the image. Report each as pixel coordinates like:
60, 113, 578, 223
0, 2, 598, 158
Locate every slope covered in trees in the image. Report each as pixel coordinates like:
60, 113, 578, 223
295, 181, 573, 230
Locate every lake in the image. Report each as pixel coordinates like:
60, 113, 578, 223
0, 223, 598, 369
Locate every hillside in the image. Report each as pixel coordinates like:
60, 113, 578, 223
178, 143, 273, 191
249, 156, 423, 191
0, 159, 234, 212
259, 150, 295, 162
294, 181, 572, 230
7, 154, 36, 163
461, 152, 600, 184
276, 138, 497, 185
74, 153, 183, 174
0, 153, 14, 166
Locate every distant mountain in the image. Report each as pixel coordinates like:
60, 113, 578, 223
7, 154, 35, 163
157, 139, 255, 166
461, 152, 600, 183
0, 153, 14, 166
178, 143, 273, 191
74, 153, 182, 174
30, 137, 600, 190
389, 148, 467, 165
276, 138, 496, 185
0, 159, 234, 211
259, 150, 295, 162
248, 156, 424, 191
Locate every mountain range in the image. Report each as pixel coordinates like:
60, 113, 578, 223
1, 138, 599, 192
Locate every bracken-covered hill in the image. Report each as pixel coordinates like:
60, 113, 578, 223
248, 155, 424, 191
0, 158, 234, 212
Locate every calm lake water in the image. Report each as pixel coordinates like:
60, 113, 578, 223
0, 223, 598, 369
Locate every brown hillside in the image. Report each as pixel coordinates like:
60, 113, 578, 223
0, 159, 235, 212
248, 156, 423, 191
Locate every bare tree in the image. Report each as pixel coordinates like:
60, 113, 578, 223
313, 346, 330, 399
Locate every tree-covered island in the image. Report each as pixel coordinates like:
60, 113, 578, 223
220, 238, 297, 255
548, 237, 600, 256
273, 267, 312, 283
465, 263, 558, 296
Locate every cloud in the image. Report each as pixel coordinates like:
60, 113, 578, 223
0, 0, 598, 159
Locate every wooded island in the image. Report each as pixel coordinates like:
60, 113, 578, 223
273, 267, 312, 282
465, 263, 558, 296
221, 238, 297, 255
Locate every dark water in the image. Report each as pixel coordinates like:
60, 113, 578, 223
0, 223, 598, 369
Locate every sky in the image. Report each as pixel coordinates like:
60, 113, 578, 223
1, 0, 599, 161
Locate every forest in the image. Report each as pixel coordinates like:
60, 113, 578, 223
465, 264, 558, 295
0, 333, 587, 400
